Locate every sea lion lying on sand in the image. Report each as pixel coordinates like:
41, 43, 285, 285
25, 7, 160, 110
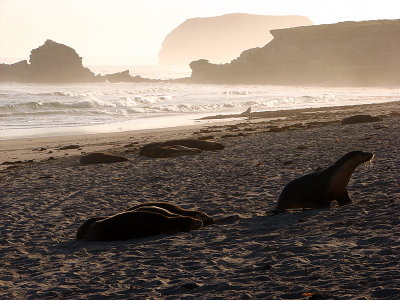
276, 151, 374, 211
132, 205, 181, 217
139, 139, 224, 158
76, 211, 202, 242
127, 202, 214, 226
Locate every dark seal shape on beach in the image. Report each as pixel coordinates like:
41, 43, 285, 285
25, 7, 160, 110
58, 144, 80, 150
80, 152, 129, 165
132, 205, 181, 217
76, 211, 202, 242
275, 151, 374, 210
143, 145, 202, 158
127, 202, 214, 226
139, 139, 224, 158
341, 114, 382, 125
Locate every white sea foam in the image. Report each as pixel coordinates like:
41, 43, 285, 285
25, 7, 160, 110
1, 76, 400, 139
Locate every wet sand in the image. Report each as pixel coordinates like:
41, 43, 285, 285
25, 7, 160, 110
0, 101, 399, 299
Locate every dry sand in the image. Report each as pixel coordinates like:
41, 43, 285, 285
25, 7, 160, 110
0, 101, 399, 299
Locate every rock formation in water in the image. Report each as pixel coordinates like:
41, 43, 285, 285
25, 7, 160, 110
28, 40, 95, 82
0, 60, 31, 82
159, 13, 312, 65
102, 70, 158, 83
190, 19, 400, 86
0, 40, 96, 83
0, 40, 157, 83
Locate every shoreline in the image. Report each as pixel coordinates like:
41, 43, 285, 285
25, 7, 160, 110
2, 81, 400, 143
1, 100, 398, 167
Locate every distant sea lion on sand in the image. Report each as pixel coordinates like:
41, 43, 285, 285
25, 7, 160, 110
143, 145, 202, 158
76, 211, 202, 242
139, 139, 224, 158
127, 202, 214, 226
275, 151, 374, 211
80, 152, 129, 165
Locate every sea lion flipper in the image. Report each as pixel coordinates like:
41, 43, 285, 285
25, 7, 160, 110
336, 189, 352, 206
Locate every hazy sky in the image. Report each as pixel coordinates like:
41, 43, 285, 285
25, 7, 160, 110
1, 0, 399, 65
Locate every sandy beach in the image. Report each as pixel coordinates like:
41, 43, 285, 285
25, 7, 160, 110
1, 101, 399, 299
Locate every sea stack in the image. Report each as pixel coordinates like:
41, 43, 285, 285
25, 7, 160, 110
0, 40, 159, 83
28, 39, 95, 83
0, 40, 95, 83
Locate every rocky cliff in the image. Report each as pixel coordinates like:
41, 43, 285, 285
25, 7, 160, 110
159, 13, 312, 65
190, 19, 400, 86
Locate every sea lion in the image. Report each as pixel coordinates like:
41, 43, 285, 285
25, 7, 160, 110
75, 210, 180, 241
77, 211, 203, 242
132, 206, 181, 217
139, 139, 224, 158
141, 145, 202, 158
80, 152, 129, 165
276, 151, 374, 210
127, 202, 214, 226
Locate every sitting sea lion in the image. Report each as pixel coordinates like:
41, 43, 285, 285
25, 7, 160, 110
76, 211, 202, 242
127, 202, 214, 226
276, 151, 374, 210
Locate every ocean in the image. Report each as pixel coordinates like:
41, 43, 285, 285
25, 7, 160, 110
1, 65, 399, 140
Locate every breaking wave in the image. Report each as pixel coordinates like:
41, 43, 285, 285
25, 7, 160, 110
0, 95, 299, 117
0, 95, 173, 112
1, 80, 399, 139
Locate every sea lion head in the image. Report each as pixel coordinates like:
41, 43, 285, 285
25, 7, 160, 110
335, 151, 374, 167
76, 217, 106, 240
